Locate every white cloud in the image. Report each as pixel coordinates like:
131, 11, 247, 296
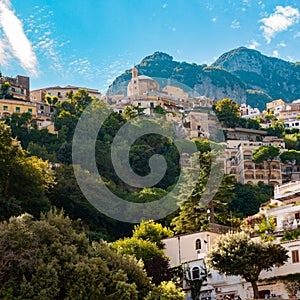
294, 32, 300, 38
211, 17, 217, 22
0, 0, 38, 75
230, 19, 240, 29
162, 3, 167, 9
273, 50, 279, 57
258, 1, 265, 10
277, 41, 286, 47
260, 6, 300, 43
247, 40, 260, 49
0, 39, 11, 66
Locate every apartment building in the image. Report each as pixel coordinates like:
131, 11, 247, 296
0, 74, 30, 101
225, 137, 285, 185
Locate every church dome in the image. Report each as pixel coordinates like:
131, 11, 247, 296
127, 68, 160, 97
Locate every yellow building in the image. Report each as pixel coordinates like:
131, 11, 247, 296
162, 85, 189, 100
0, 99, 37, 118
266, 99, 286, 114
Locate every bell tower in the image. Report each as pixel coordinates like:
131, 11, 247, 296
131, 66, 139, 97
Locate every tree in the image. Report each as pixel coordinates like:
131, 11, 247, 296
171, 150, 234, 233
145, 281, 185, 300
213, 98, 240, 128
0, 82, 11, 99
206, 231, 288, 299
132, 220, 174, 249
0, 210, 156, 299
44, 94, 58, 106
0, 122, 54, 219
228, 182, 273, 218
280, 150, 300, 181
252, 146, 280, 184
267, 121, 285, 138
111, 236, 171, 285
111, 221, 174, 285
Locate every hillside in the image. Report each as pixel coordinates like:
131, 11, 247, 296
108, 48, 300, 110
107, 51, 247, 105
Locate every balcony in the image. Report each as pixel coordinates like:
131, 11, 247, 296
244, 155, 252, 161
281, 219, 300, 231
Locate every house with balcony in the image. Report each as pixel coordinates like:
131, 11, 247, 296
225, 137, 285, 186
259, 181, 300, 234
0, 74, 30, 101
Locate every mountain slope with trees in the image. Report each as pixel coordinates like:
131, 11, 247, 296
108, 47, 300, 110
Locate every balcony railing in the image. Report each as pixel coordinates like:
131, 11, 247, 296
209, 223, 237, 234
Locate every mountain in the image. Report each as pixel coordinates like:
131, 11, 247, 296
108, 48, 300, 110
213, 47, 300, 108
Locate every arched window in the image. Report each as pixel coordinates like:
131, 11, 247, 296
195, 239, 201, 250
192, 266, 200, 280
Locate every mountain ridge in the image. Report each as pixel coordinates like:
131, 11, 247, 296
108, 47, 300, 110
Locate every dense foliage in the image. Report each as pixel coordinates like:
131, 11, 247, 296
0, 210, 184, 299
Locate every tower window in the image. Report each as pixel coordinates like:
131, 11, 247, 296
195, 239, 201, 250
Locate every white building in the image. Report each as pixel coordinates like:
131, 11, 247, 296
163, 182, 300, 299
240, 103, 261, 119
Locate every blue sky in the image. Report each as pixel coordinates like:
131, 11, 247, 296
0, 0, 300, 93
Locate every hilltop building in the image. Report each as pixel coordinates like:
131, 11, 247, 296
0, 74, 30, 101
127, 67, 160, 97
30, 85, 101, 103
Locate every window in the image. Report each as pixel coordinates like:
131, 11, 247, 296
295, 213, 300, 220
192, 266, 200, 280
195, 239, 201, 250
50, 107, 54, 113
292, 250, 299, 263
16, 107, 20, 113
150, 102, 154, 108
40, 105, 44, 110
138, 102, 141, 106
3, 105, 8, 111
